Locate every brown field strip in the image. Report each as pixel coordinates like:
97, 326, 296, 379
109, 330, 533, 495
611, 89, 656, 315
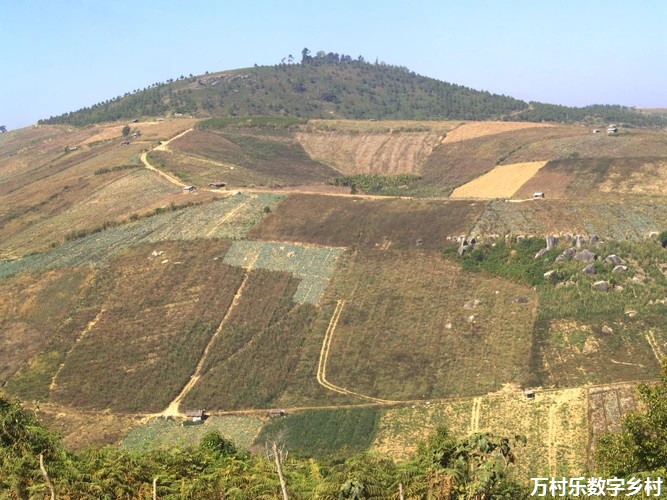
450, 161, 547, 199
442, 121, 553, 143
162, 253, 259, 417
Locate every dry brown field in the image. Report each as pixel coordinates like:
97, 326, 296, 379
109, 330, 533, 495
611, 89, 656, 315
249, 193, 487, 249
442, 121, 553, 143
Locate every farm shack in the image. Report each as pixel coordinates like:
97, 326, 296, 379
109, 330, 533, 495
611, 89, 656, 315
185, 409, 207, 422
533, 192, 545, 198
208, 182, 226, 188
183, 185, 198, 193
269, 409, 286, 417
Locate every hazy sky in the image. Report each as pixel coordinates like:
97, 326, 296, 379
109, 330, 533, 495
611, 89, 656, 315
2, 0, 665, 129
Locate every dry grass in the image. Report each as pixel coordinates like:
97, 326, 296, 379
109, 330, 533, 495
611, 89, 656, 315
320, 249, 536, 401
304, 119, 459, 133
450, 161, 547, 199
373, 386, 589, 478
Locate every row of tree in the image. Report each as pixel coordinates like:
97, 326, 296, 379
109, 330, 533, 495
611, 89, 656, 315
4, 368, 667, 498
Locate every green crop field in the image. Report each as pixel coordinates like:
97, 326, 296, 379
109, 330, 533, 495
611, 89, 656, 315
122, 415, 263, 453
255, 407, 381, 459
249, 194, 487, 250
223, 240, 345, 305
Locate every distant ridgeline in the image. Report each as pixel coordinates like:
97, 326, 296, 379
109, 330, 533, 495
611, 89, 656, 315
39, 49, 667, 127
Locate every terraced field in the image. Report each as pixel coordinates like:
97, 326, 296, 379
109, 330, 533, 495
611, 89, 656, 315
0, 193, 283, 278
450, 161, 547, 199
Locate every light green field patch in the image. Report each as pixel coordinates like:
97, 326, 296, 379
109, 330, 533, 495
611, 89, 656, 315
121, 415, 263, 453
0, 193, 283, 278
223, 240, 345, 304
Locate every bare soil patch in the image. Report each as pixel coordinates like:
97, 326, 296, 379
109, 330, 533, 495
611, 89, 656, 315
443, 121, 553, 143
450, 161, 547, 199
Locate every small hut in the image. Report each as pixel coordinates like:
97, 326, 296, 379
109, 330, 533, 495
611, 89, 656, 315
185, 409, 207, 422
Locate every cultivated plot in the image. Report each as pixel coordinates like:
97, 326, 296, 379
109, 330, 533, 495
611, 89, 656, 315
471, 199, 667, 239
450, 161, 547, 199
223, 240, 345, 305
0, 193, 283, 278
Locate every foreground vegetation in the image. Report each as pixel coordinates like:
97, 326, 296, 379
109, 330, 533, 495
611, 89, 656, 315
0, 396, 530, 499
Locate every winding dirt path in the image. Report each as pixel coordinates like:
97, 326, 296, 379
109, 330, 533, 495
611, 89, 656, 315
139, 128, 194, 188
316, 300, 398, 404
161, 253, 259, 417
469, 397, 482, 433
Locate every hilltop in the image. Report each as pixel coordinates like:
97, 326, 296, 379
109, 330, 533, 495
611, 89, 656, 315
38, 50, 667, 128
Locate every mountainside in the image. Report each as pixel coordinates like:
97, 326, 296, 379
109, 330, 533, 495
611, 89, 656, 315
38, 51, 667, 127
2, 104, 667, 486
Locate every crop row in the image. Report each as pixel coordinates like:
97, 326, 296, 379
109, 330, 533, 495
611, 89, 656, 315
0, 193, 283, 278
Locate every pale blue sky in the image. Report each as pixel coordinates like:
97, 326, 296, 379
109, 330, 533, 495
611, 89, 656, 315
1, 0, 665, 129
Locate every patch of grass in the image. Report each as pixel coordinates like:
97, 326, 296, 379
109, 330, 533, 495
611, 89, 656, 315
255, 407, 381, 459
327, 174, 422, 195
198, 116, 307, 130
315, 249, 536, 400
447, 237, 667, 388
94, 164, 141, 175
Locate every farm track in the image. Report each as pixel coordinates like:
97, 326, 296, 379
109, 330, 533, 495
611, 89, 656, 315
42, 378, 658, 428
316, 300, 399, 404
469, 397, 482, 433
49, 307, 106, 393
646, 330, 664, 362
140, 128, 194, 188
547, 405, 557, 474
161, 253, 259, 417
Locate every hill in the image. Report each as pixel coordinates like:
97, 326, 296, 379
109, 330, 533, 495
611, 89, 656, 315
38, 50, 667, 128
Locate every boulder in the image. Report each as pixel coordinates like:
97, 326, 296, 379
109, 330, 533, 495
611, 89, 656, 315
604, 254, 622, 266
515, 297, 529, 304
612, 265, 629, 273
575, 235, 586, 248
554, 255, 567, 264
582, 263, 596, 275
516, 235, 526, 243
546, 235, 558, 250
592, 280, 609, 292
574, 249, 597, 262
589, 234, 598, 245
464, 299, 482, 309
601, 325, 613, 334
458, 244, 468, 256
563, 247, 577, 259
544, 270, 556, 278
535, 248, 548, 259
